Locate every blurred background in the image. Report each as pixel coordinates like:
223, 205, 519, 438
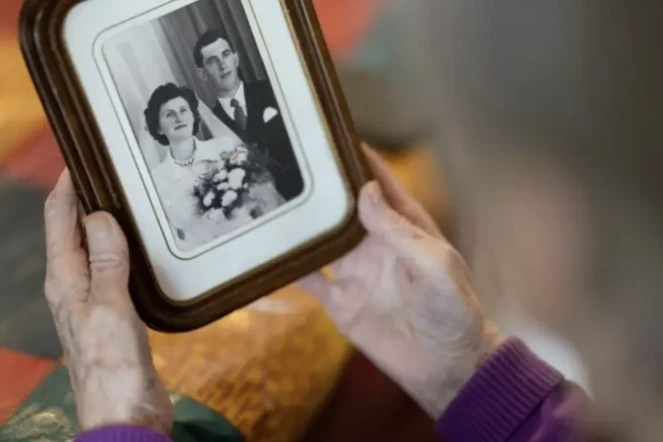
0, 0, 587, 441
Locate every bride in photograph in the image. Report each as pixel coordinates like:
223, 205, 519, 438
140, 82, 284, 252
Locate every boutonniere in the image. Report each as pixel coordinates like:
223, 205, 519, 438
263, 107, 279, 123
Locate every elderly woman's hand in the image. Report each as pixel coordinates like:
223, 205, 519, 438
44, 170, 173, 433
299, 146, 502, 419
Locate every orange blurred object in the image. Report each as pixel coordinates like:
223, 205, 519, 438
312, 0, 387, 59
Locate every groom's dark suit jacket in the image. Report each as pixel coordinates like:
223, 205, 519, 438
212, 80, 303, 200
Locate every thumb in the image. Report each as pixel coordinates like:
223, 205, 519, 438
359, 181, 443, 271
83, 212, 130, 301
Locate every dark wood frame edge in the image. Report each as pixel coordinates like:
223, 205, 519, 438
18, 0, 370, 333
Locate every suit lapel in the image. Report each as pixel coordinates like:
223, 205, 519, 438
212, 101, 247, 142
244, 82, 264, 133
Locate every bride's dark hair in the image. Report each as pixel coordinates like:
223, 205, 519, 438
144, 83, 202, 146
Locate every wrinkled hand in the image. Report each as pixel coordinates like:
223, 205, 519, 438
44, 171, 173, 433
299, 146, 502, 419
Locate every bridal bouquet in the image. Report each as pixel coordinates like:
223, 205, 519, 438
193, 145, 268, 220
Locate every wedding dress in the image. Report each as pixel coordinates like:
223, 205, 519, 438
139, 97, 284, 253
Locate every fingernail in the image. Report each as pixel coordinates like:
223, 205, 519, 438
84, 214, 112, 241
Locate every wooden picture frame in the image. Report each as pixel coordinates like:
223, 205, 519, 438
19, 0, 369, 332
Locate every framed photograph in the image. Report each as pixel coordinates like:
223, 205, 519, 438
20, 0, 370, 332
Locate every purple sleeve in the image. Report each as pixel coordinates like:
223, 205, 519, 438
436, 338, 589, 442
74, 426, 172, 442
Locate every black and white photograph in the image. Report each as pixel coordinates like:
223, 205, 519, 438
61, 0, 353, 300
101, 0, 306, 253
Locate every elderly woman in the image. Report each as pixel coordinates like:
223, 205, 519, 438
144, 82, 284, 252
43, 1, 662, 442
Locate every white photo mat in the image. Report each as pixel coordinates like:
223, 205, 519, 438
63, 0, 354, 302
97, 0, 314, 261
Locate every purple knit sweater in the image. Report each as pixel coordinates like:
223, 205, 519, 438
74, 338, 588, 442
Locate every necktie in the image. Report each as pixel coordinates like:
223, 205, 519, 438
231, 98, 247, 131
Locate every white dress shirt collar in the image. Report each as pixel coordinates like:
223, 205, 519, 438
218, 81, 246, 120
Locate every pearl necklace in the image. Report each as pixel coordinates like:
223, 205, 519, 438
171, 146, 196, 167
173, 155, 195, 167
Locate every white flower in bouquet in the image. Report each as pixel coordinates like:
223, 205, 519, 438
216, 181, 230, 191
228, 168, 246, 190
203, 191, 215, 207
222, 190, 238, 207
213, 169, 228, 182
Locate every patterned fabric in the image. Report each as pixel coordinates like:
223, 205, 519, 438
0, 365, 243, 442
0, 349, 57, 426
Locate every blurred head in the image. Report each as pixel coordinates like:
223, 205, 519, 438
405, 1, 663, 439
145, 83, 201, 146
194, 30, 241, 97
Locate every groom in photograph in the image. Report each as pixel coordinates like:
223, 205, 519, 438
193, 29, 304, 201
